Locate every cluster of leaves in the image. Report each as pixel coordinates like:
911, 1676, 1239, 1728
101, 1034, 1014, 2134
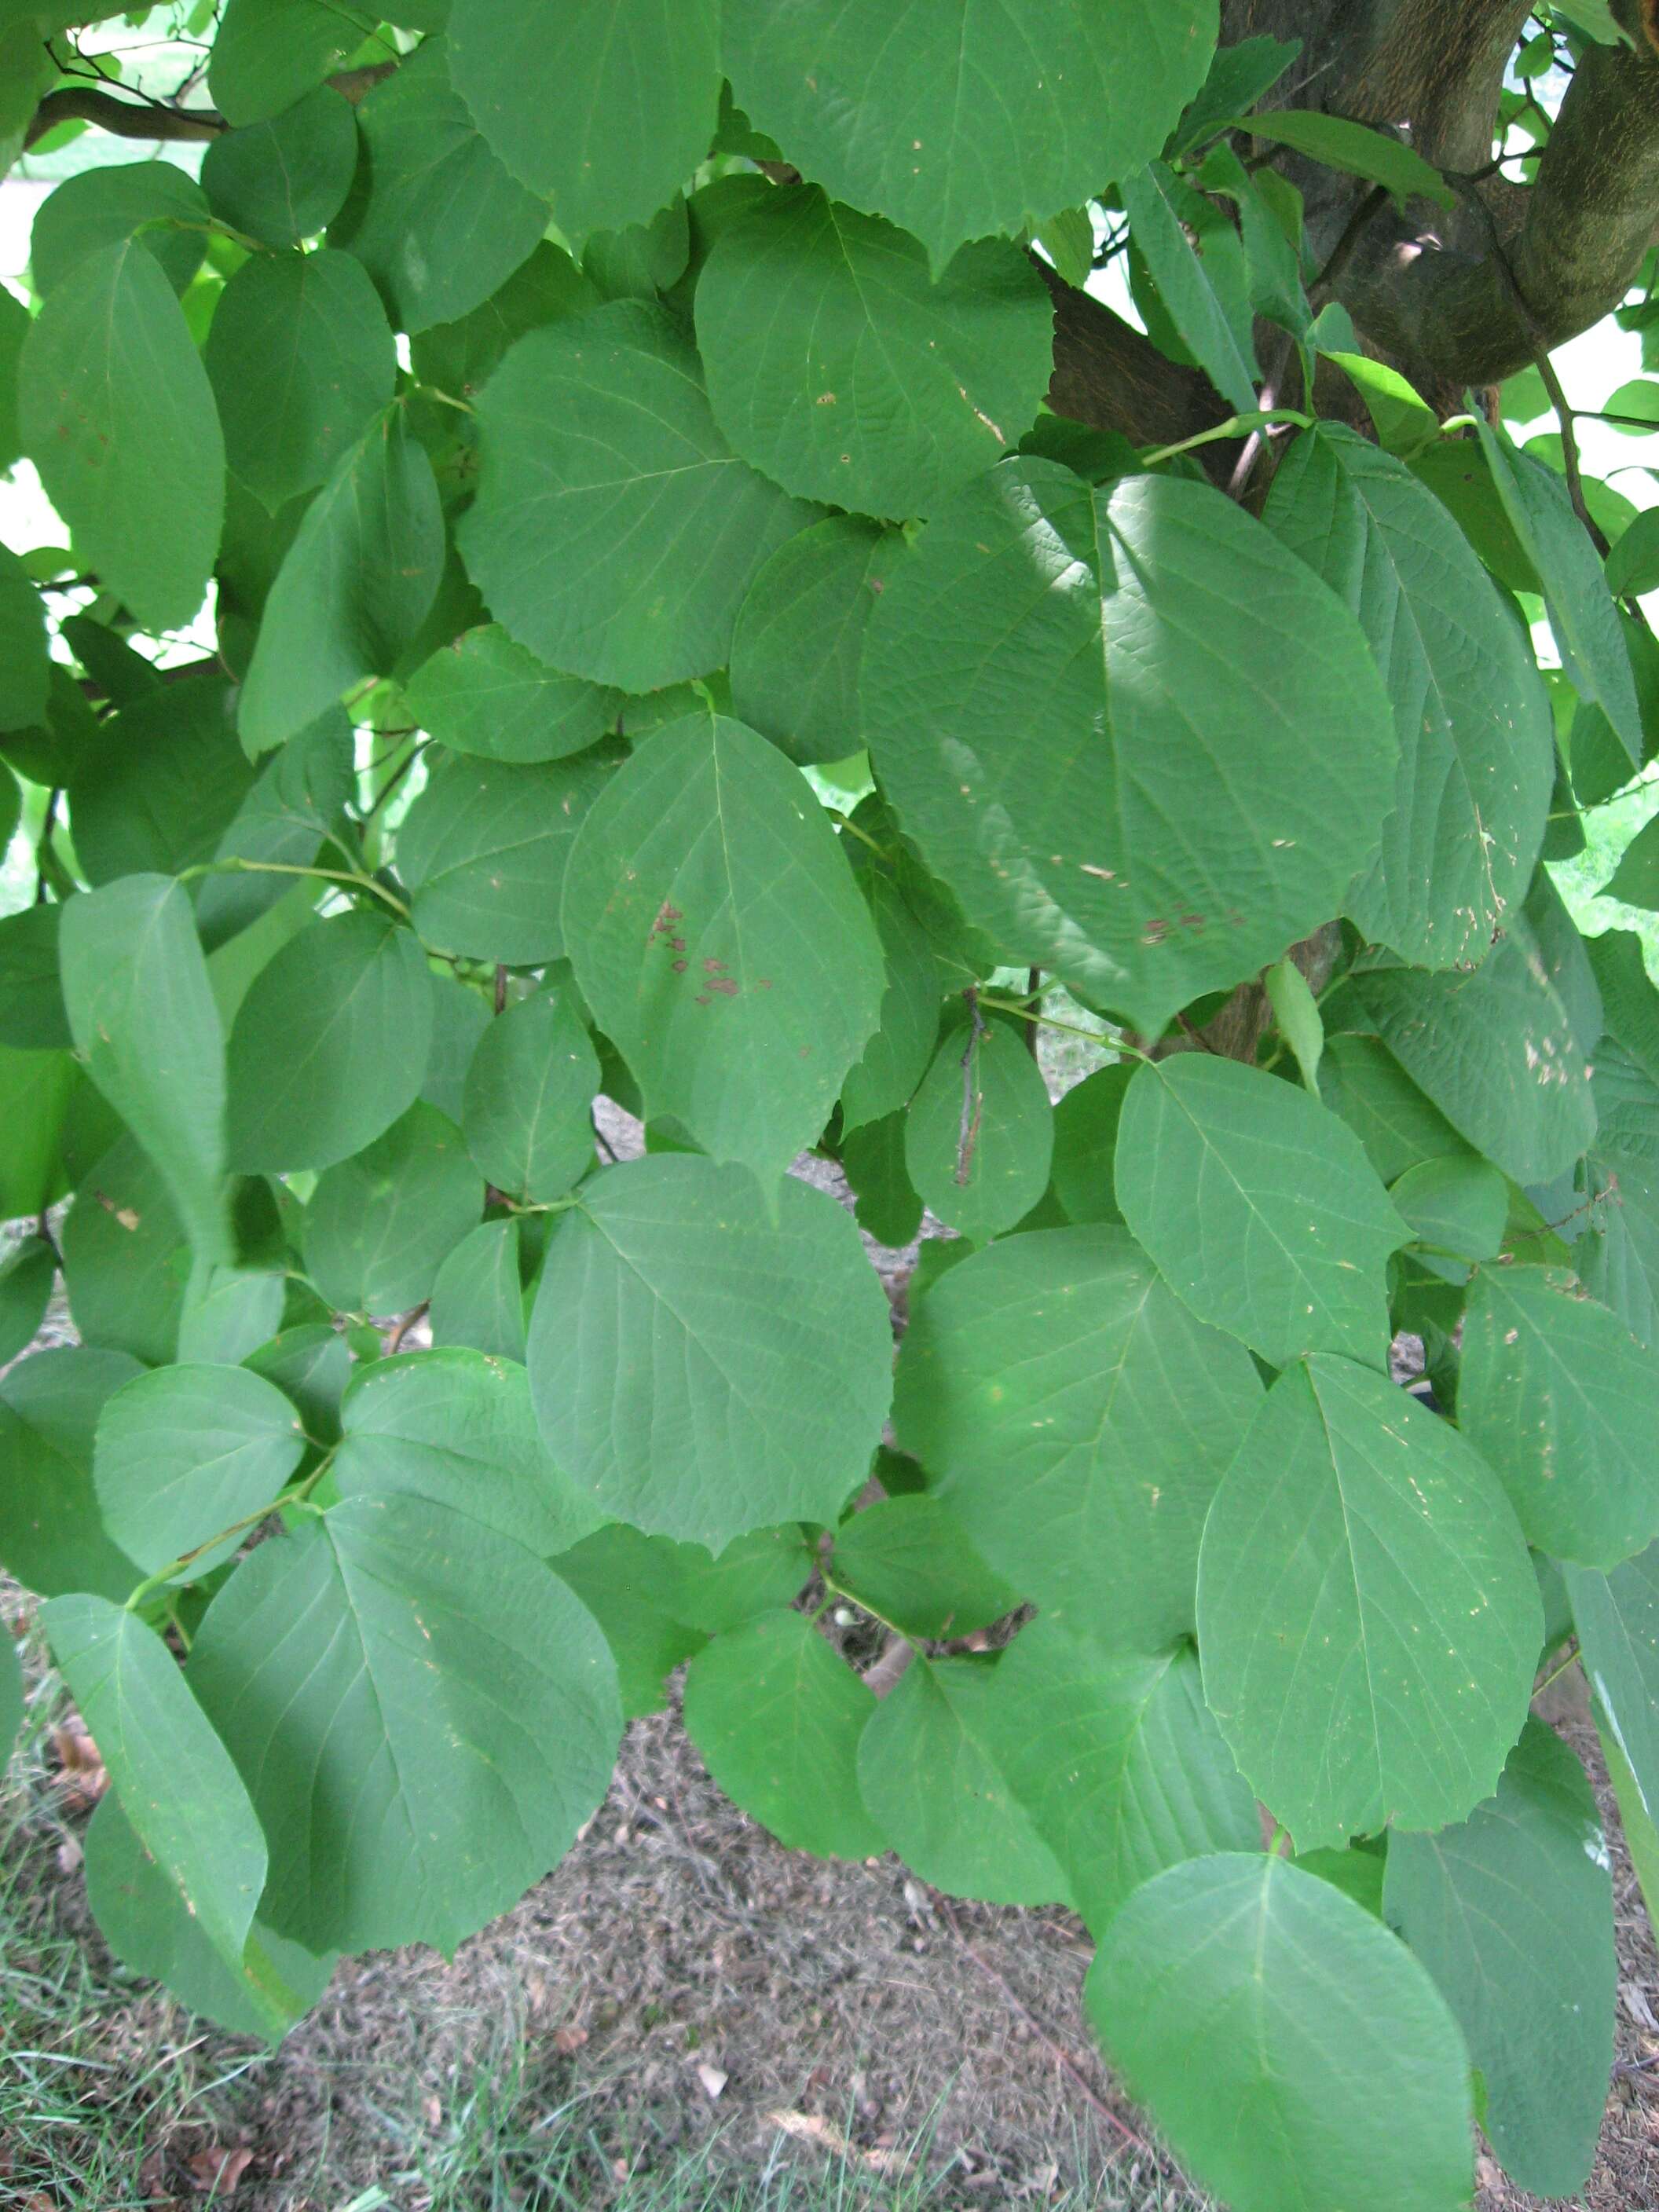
2, 5, 1659, 2210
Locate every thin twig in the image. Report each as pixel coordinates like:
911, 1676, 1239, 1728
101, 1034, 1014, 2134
385, 1302, 428, 1357
929, 1892, 1155, 2159
1023, 967, 1042, 1061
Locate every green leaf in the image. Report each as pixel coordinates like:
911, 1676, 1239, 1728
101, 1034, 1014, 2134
1120, 163, 1258, 415
1239, 111, 1456, 209
839, 870, 943, 1135
404, 625, 623, 764
1383, 1719, 1613, 2200
841, 1110, 924, 1247
44, 1595, 268, 1979
207, 251, 397, 512
1596, 1706, 1659, 1939
420, 972, 493, 1124
830, 1496, 1017, 1639
0, 1043, 75, 1222
1390, 1155, 1508, 1263
1169, 35, 1300, 156
722, 0, 1217, 270
1265, 425, 1553, 969
93, 1361, 306, 1580
1601, 813, 1659, 909
30, 159, 210, 298
0, 283, 27, 474
225, 910, 436, 1174
862, 460, 1395, 1037
0, 541, 48, 732
1567, 1543, 1659, 1847
0, 1233, 55, 1365
198, 707, 357, 950
1606, 507, 1659, 598
729, 516, 904, 768
1324, 351, 1441, 459
0, 1346, 142, 1601
1116, 1055, 1404, 1369
1264, 955, 1324, 1090
239, 410, 444, 756
562, 713, 884, 1185
201, 86, 358, 248
398, 743, 622, 965
857, 1655, 1072, 1906
1333, 920, 1598, 1185
682, 1610, 883, 1859
1088, 1855, 1473, 2212
1476, 419, 1643, 767
178, 1258, 287, 1371
903, 1017, 1053, 1243
329, 41, 551, 335
210, 0, 376, 124
961, 1621, 1261, 1935
60, 876, 230, 1265
59, 1136, 190, 1368
446, 0, 719, 247
430, 1218, 526, 1361
698, 187, 1051, 517
527, 1155, 893, 1548
459, 299, 817, 692
461, 988, 598, 1203
1318, 1031, 1475, 1186
896, 1224, 1261, 1652
331, 1346, 602, 1555
1197, 1355, 1542, 1849
1460, 1265, 1659, 1567
84, 1795, 332, 2042
1049, 1064, 1131, 1226
188, 1491, 621, 1953
68, 672, 254, 888
20, 240, 224, 633
408, 240, 599, 404
244, 1322, 351, 1444
303, 1101, 483, 1313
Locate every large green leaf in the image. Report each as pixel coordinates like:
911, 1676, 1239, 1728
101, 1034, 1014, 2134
0, 904, 68, 1050
460, 987, 599, 1203
0, 540, 48, 732
861, 460, 1396, 1035
198, 707, 357, 950
225, 910, 435, 1174
682, 1610, 884, 1859
207, 251, 397, 511
729, 517, 904, 767
210, 0, 375, 123
239, 411, 444, 755
1317, 1031, 1474, 1185
446, 0, 719, 246
1477, 419, 1642, 766
722, 0, 1218, 269
30, 159, 209, 298
404, 624, 623, 764
458, 299, 817, 692
1265, 424, 1553, 969
838, 870, 941, 1135
1565, 1542, 1659, 1834
44, 1596, 269, 1983
20, 240, 224, 632
0, 1233, 55, 1365
397, 743, 622, 965
303, 1101, 483, 1313
1197, 1356, 1541, 1850
903, 1016, 1053, 1243
68, 673, 253, 888
188, 1491, 621, 1953
1116, 1055, 1406, 1369
830, 1496, 1017, 1640
331, 1346, 602, 1555
430, 1218, 527, 1361
1459, 1265, 1659, 1566
562, 713, 884, 1186
1089, 1855, 1473, 2212
1333, 918, 1598, 1185
965, 1621, 1261, 1934
59, 1137, 190, 1368
93, 1361, 306, 1580
527, 1155, 893, 1548
200, 86, 358, 248
0, 1346, 142, 1602
697, 188, 1051, 517
330, 40, 550, 335
1384, 1720, 1614, 2200
1240, 112, 1455, 209
0, 1043, 75, 1222
896, 1224, 1262, 1653
59, 876, 230, 1265
857, 1655, 1073, 1906
84, 1795, 333, 2042
1120, 163, 1258, 414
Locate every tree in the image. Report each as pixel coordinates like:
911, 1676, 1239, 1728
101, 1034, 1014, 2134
1, 3, 1657, 2203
